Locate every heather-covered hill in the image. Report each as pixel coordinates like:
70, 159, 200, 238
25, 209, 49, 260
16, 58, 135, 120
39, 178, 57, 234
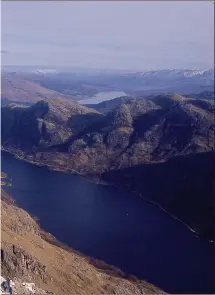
1, 94, 214, 239
2, 98, 102, 149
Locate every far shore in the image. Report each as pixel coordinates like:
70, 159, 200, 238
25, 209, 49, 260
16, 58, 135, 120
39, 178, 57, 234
1, 147, 213, 243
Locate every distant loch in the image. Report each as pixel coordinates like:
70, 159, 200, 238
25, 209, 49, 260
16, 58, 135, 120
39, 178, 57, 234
78, 91, 127, 104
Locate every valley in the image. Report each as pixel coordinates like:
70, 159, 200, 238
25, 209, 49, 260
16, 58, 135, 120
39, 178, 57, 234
2, 68, 214, 105
1, 152, 214, 294
1, 1, 214, 294
1, 76, 214, 294
1, 92, 214, 241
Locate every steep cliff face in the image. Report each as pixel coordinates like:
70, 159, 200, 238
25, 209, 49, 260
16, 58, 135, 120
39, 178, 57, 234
1, 190, 164, 294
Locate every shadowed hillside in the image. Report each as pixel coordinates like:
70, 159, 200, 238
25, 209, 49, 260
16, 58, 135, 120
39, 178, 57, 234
103, 152, 214, 240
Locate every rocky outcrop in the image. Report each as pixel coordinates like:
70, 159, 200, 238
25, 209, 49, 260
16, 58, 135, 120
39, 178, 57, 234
106, 128, 133, 149
0, 276, 49, 294
85, 96, 135, 114
1, 246, 48, 283
1, 195, 48, 285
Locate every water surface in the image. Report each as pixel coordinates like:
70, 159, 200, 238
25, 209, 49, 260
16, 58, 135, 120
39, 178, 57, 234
79, 91, 127, 104
1, 152, 214, 294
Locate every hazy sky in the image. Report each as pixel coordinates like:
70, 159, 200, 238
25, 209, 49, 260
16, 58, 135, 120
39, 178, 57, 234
1, 1, 214, 70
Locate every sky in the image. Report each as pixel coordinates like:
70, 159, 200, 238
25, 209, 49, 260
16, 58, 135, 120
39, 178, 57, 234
1, 1, 214, 71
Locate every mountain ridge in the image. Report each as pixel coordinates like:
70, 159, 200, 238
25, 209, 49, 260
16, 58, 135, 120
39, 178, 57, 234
1, 93, 214, 240
2, 68, 214, 105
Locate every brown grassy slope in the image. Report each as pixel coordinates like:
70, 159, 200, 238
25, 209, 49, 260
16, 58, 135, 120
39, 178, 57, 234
1, 75, 72, 103
1, 190, 164, 294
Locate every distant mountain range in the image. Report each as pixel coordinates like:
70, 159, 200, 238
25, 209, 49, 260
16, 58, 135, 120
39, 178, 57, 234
1, 72, 75, 103
93, 69, 214, 95
2, 66, 214, 79
1, 68, 214, 104
122, 69, 214, 79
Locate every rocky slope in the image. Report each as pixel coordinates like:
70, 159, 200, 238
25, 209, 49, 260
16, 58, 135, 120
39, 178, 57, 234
186, 91, 214, 100
85, 96, 135, 114
0, 275, 49, 294
1, 189, 163, 294
1, 73, 74, 104
1, 94, 214, 239
2, 98, 102, 150
4, 94, 213, 173
85, 91, 214, 114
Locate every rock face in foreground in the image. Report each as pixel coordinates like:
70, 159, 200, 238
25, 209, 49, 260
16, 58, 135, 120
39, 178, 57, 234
0, 276, 49, 294
1, 189, 163, 294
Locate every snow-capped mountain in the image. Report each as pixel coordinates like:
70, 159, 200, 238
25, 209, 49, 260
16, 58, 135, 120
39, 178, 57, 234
2, 67, 213, 99
122, 69, 214, 80
35, 69, 58, 74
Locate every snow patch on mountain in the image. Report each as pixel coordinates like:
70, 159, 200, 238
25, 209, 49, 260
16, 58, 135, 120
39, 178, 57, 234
35, 69, 58, 75
122, 69, 214, 79
0, 276, 51, 294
